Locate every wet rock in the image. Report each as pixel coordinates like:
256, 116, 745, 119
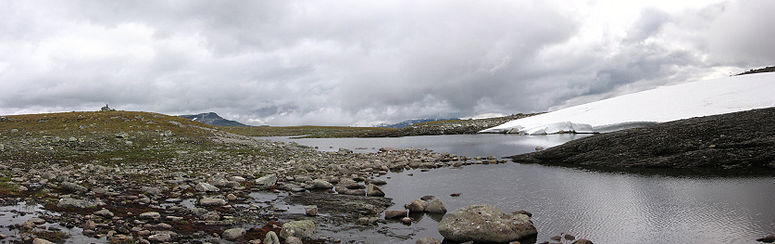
405, 199, 427, 213
83, 220, 96, 230
384, 210, 408, 219
420, 195, 435, 201
264, 231, 280, 244
564, 234, 576, 240
337, 188, 365, 196
57, 197, 97, 209
551, 235, 562, 241
286, 236, 303, 244
141, 186, 163, 195
366, 184, 385, 197
425, 198, 447, 214
310, 179, 334, 190
61, 182, 88, 192
195, 182, 220, 192
757, 235, 775, 243
401, 217, 412, 224
139, 212, 161, 219
279, 220, 315, 239
222, 227, 246, 240
356, 217, 379, 226
255, 174, 277, 188
32, 238, 54, 244
438, 204, 536, 243
573, 239, 594, 244
305, 205, 318, 216
199, 197, 226, 206
450, 193, 461, 197
416, 237, 441, 244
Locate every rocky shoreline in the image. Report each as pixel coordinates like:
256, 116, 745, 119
0, 111, 522, 243
510, 107, 775, 170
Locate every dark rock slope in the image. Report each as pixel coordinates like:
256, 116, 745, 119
510, 107, 775, 170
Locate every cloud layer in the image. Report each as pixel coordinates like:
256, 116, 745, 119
1, 0, 772, 125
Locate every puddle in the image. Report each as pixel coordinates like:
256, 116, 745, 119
0, 201, 105, 243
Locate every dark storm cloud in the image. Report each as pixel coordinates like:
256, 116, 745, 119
0, 0, 773, 125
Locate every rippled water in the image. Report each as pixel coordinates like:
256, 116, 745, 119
264, 134, 775, 243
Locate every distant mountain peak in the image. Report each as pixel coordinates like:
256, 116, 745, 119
179, 112, 248, 127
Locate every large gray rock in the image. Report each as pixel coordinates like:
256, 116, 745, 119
279, 220, 315, 239
405, 199, 427, 213
438, 204, 536, 243
264, 231, 280, 244
425, 198, 447, 214
195, 182, 220, 192
366, 184, 385, 197
222, 227, 246, 240
256, 174, 277, 188
57, 198, 97, 209
199, 197, 226, 206
309, 179, 333, 190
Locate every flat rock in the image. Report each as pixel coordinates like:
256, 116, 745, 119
199, 197, 226, 206
255, 174, 277, 188
222, 227, 246, 240
384, 209, 408, 219
438, 204, 536, 243
279, 220, 315, 239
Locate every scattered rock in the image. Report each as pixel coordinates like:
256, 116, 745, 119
416, 237, 441, 244
438, 204, 536, 243
148, 233, 171, 242
310, 179, 334, 190
264, 231, 280, 244
286, 236, 303, 244
227, 194, 237, 201
94, 209, 114, 217
57, 197, 97, 209
256, 174, 277, 188
199, 197, 226, 206
564, 234, 576, 240
366, 184, 385, 197
551, 235, 562, 241
32, 238, 54, 244
279, 220, 315, 239
405, 199, 427, 213
401, 217, 412, 224
757, 235, 775, 243
450, 193, 461, 197
61, 182, 88, 192
305, 205, 318, 216
573, 239, 594, 244
139, 212, 161, 219
222, 227, 246, 240
195, 182, 220, 192
425, 198, 447, 214
384, 209, 408, 219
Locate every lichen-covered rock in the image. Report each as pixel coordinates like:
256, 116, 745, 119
438, 204, 536, 243
279, 220, 315, 239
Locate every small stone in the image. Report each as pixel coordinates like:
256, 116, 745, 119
83, 220, 96, 230
401, 217, 412, 224
356, 217, 378, 225
564, 234, 576, 240
255, 174, 277, 188
551, 235, 562, 241
199, 197, 226, 206
573, 239, 594, 244
139, 211, 161, 219
227, 194, 237, 201
29, 217, 46, 225
305, 205, 318, 216
279, 220, 315, 239
366, 184, 385, 197
416, 237, 441, 244
148, 233, 171, 242
450, 193, 461, 197
222, 227, 246, 240
425, 198, 447, 214
195, 182, 220, 192
405, 199, 427, 213
384, 209, 408, 219
94, 209, 114, 217
310, 179, 334, 190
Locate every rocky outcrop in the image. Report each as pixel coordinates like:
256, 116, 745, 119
438, 204, 536, 243
511, 107, 775, 170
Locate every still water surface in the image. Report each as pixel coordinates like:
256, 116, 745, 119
262, 135, 775, 243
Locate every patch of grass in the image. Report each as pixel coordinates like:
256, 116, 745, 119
0, 177, 20, 196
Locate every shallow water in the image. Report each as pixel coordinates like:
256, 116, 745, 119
264, 134, 775, 243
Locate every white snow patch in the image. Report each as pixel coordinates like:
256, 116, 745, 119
482, 72, 775, 135
462, 113, 505, 120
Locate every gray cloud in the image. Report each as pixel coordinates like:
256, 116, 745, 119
0, 0, 773, 125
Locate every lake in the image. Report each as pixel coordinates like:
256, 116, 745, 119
261, 134, 775, 243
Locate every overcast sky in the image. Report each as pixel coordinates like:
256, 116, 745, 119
1, 0, 773, 126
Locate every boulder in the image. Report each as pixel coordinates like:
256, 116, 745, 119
222, 227, 246, 240
384, 209, 408, 219
405, 199, 427, 213
199, 197, 226, 206
416, 237, 441, 244
255, 174, 277, 188
279, 220, 315, 239
425, 198, 446, 214
310, 179, 334, 190
264, 231, 280, 244
366, 184, 385, 197
195, 182, 220, 192
438, 204, 536, 243
57, 198, 97, 209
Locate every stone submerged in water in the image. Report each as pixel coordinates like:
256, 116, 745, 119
757, 234, 775, 243
438, 204, 537, 243
416, 237, 441, 244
